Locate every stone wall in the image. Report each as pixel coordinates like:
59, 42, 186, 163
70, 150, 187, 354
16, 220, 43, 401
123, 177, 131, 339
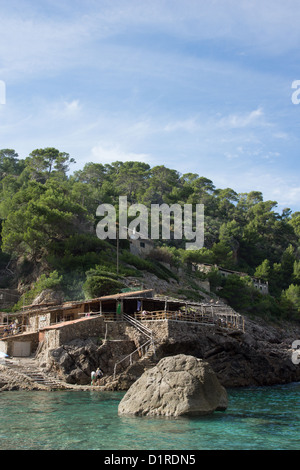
0, 332, 39, 356
39, 317, 217, 358
39, 316, 154, 352
40, 316, 106, 351
131, 318, 212, 345
29, 312, 52, 331
59, 316, 106, 344
167, 319, 216, 341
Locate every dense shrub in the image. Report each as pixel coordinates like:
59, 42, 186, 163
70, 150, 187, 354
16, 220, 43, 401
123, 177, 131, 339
83, 275, 125, 299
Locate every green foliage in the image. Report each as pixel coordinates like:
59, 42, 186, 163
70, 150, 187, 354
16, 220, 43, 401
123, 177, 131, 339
289, 212, 300, 238
206, 267, 224, 291
34, 270, 63, 292
120, 250, 177, 281
85, 265, 122, 280
0, 147, 299, 321
1, 179, 90, 262
0, 149, 25, 180
281, 284, 300, 318
11, 270, 63, 311
254, 259, 271, 281
147, 246, 175, 265
293, 260, 300, 283
83, 275, 125, 299
176, 288, 205, 302
220, 275, 257, 311
219, 274, 282, 319
25, 147, 75, 182
82, 264, 128, 299
59, 271, 86, 301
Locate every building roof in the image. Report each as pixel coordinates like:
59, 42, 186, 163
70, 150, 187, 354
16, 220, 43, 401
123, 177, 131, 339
17, 289, 154, 315
39, 315, 97, 331
95, 289, 154, 301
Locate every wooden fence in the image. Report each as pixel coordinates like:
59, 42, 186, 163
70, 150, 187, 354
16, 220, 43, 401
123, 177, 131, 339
99, 304, 244, 331
133, 307, 244, 331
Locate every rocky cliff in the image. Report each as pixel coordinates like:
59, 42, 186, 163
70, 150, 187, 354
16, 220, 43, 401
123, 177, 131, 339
36, 315, 300, 391
157, 317, 300, 388
1, 314, 300, 392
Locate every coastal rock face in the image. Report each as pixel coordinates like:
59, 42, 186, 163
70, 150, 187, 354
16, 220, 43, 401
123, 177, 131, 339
156, 319, 300, 388
118, 354, 228, 417
44, 337, 137, 385
32, 289, 64, 305
0, 364, 46, 391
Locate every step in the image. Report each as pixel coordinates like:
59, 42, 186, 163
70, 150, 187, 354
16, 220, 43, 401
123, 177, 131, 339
3, 361, 66, 387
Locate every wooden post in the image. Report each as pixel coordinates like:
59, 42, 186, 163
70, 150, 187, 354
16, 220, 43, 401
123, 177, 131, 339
116, 223, 119, 275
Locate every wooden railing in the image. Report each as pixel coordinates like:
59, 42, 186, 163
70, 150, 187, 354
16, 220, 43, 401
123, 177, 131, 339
0, 324, 26, 338
123, 313, 153, 339
133, 308, 244, 331
101, 307, 243, 330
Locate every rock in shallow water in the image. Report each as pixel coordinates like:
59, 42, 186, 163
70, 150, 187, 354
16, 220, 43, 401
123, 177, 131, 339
118, 354, 228, 417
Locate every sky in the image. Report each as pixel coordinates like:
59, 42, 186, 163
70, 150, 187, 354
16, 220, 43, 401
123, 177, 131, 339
0, 0, 300, 212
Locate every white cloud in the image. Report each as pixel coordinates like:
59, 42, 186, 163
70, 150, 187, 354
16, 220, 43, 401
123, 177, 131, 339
64, 100, 81, 114
224, 151, 241, 161
164, 117, 199, 133
0, 0, 299, 213
60, 100, 82, 119
46, 100, 82, 120
217, 108, 265, 129
163, 108, 267, 136
210, 169, 300, 211
282, 187, 300, 207
87, 0, 300, 56
0, 13, 95, 80
1, 0, 300, 83
90, 144, 151, 164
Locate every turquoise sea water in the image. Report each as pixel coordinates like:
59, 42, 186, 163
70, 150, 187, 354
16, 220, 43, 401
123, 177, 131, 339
0, 383, 299, 450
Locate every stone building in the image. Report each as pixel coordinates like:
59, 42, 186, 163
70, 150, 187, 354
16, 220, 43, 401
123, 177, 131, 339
129, 238, 154, 258
0, 288, 243, 358
194, 263, 269, 295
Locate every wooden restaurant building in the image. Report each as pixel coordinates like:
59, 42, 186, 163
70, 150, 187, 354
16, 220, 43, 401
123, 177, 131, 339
0, 289, 244, 357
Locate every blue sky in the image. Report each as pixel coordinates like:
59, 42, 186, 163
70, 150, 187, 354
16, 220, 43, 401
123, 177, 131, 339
0, 0, 300, 212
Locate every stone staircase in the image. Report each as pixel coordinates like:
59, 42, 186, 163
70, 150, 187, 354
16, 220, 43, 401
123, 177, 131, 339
141, 341, 158, 370
21, 368, 65, 388
100, 342, 159, 390
3, 358, 69, 389
112, 314, 158, 379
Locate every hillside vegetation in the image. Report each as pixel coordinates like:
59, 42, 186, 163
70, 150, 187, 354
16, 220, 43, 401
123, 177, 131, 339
0, 147, 299, 321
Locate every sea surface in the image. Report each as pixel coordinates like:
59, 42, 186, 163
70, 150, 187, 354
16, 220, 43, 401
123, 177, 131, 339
0, 383, 299, 450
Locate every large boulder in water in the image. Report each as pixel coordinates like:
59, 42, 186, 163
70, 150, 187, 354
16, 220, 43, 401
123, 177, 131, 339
118, 354, 228, 417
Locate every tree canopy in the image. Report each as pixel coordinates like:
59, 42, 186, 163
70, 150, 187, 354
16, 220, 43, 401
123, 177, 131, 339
0, 147, 299, 318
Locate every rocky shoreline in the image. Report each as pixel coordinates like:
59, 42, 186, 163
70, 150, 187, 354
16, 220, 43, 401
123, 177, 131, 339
1, 315, 300, 392
104, 316, 300, 390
